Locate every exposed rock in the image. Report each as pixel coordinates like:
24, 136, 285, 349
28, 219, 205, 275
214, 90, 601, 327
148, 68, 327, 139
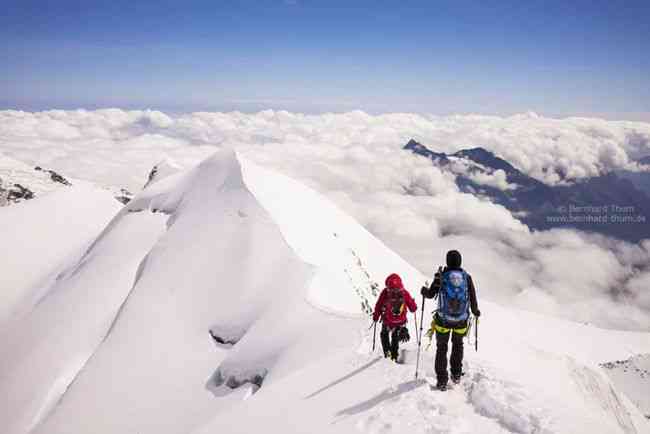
144, 158, 182, 189
0, 183, 35, 205
114, 189, 133, 205
34, 166, 72, 186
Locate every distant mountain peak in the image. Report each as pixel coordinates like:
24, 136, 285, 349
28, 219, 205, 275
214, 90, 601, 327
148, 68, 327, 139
403, 139, 448, 162
452, 147, 520, 174
453, 146, 494, 158
404, 138, 431, 153
404, 140, 523, 177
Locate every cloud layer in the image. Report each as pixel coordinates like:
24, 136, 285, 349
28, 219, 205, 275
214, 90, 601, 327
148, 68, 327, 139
2, 109, 650, 330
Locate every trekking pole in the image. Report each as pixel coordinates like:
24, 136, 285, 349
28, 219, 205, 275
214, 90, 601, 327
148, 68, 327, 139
372, 321, 377, 352
414, 294, 425, 380
475, 317, 479, 352
413, 310, 419, 345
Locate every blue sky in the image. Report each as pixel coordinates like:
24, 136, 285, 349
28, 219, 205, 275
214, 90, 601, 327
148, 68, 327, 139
2, 0, 649, 118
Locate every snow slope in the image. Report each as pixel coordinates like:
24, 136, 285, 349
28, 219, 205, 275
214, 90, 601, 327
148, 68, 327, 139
194, 300, 650, 434
0, 184, 121, 327
2, 149, 649, 434
1, 149, 422, 434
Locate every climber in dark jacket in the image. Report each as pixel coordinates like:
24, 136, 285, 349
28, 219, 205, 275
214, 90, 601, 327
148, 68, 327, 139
421, 250, 480, 390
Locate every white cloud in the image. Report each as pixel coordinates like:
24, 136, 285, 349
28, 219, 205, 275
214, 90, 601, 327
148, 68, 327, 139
447, 157, 518, 191
1, 109, 649, 329
468, 168, 516, 191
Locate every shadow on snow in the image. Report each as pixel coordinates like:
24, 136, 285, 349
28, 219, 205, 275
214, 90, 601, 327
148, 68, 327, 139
334, 379, 425, 418
304, 356, 383, 399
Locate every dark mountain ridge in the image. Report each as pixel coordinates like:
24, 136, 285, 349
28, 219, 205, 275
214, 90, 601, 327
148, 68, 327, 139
404, 139, 650, 242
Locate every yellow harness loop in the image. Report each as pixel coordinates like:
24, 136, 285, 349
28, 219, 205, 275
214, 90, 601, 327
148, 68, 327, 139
435, 324, 468, 335
424, 318, 468, 349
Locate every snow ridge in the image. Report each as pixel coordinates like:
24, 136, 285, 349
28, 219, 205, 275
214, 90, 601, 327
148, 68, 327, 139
1, 149, 421, 434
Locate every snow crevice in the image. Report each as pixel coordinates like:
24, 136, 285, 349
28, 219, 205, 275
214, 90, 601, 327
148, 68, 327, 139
209, 326, 246, 347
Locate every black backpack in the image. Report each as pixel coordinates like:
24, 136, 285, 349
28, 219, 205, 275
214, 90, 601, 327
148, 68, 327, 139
387, 289, 405, 317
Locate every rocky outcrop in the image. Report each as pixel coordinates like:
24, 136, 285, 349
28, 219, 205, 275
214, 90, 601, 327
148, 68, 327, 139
0, 177, 35, 206
144, 158, 181, 189
113, 189, 133, 205
34, 167, 72, 186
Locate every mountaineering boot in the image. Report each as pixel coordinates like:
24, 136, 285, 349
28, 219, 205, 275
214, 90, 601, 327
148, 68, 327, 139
384, 350, 390, 359
451, 373, 462, 384
436, 379, 447, 391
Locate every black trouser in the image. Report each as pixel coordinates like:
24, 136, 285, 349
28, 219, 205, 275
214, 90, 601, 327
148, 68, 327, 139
380, 324, 402, 358
435, 329, 464, 382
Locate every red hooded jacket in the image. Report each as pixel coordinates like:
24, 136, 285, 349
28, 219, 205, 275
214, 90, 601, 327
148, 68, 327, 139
372, 274, 417, 327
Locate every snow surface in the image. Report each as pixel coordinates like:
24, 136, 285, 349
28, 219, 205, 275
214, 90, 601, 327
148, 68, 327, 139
0, 184, 121, 326
2, 149, 649, 434
194, 300, 650, 434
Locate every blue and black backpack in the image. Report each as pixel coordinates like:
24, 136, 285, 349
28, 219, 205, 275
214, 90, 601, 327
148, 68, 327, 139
437, 269, 470, 324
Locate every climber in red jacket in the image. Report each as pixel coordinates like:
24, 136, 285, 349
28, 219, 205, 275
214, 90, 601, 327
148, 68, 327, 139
373, 273, 417, 361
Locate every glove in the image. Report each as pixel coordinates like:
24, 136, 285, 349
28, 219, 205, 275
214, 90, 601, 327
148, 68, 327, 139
420, 286, 429, 297
474, 309, 481, 318
373, 312, 379, 322
398, 327, 410, 343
